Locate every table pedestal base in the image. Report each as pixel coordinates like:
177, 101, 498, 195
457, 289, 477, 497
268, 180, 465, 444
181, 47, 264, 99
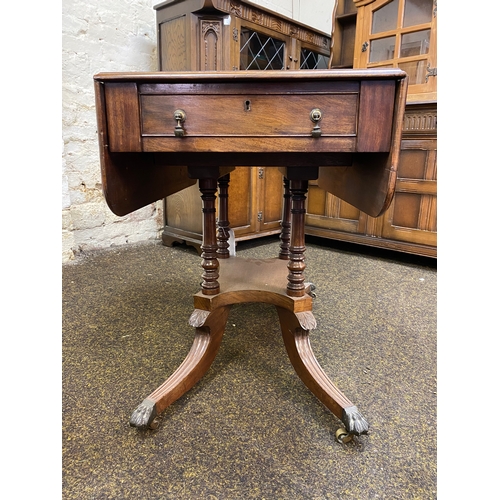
130, 258, 369, 438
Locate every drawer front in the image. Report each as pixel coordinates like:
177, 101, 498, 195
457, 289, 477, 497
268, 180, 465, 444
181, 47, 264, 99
140, 93, 358, 138
100, 79, 397, 154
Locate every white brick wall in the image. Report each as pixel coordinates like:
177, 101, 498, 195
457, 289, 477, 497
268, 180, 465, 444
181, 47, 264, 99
62, 0, 335, 262
62, 0, 159, 262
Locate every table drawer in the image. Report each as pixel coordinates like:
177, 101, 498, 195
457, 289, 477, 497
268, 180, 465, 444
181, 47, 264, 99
101, 78, 396, 154
141, 93, 358, 138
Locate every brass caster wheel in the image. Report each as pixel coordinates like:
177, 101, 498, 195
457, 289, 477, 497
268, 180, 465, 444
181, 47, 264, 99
305, 283, 316, 298
149, 416, 162, 430
335, 427, 353, 444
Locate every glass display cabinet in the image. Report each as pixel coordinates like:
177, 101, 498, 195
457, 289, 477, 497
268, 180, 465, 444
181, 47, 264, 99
353, 0, 436, 102
306, 0, 437, 257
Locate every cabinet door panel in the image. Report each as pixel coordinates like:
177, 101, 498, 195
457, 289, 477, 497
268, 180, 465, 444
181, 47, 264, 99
307, 184, 327, 216
165, 183, 202, 234
160, 16, 188, 71
306, 181, 361, 233
228, 167, 256, 236
398, 148, 428, 179
199, 17, 224, 71
260, 167, 283, 231
338, 198, 360, 220
381, 141, 437, 246
354, 0, 437, 102
392, 192, 421, 228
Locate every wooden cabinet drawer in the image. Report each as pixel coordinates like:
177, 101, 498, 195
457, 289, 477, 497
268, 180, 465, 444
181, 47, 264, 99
99, 71, 400, 156
141, 93, 358, 138
139, 81, 360, 153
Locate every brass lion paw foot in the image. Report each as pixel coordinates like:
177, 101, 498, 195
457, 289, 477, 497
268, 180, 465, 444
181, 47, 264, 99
129, 399, 159, 430
342, 405, 369, 436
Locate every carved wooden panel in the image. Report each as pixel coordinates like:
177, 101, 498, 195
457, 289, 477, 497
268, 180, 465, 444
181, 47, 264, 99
217, 0, 330, 52
403, 104, 437, 138
200, 19, 223, 70
379, 102, 437, 247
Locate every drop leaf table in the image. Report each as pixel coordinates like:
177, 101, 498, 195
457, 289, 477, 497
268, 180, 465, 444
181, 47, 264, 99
94, 69, 407, 441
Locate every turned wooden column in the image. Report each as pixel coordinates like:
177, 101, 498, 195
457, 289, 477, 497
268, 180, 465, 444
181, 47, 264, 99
217, 174, 230, 259
287, 179, 308, 297
279, 177, 291, 260
199, 178, 220, 295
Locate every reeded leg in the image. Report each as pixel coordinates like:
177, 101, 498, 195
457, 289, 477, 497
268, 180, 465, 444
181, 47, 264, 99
276, 306, 369, 436
130, 306, 231, 429
279, 177, 291, 260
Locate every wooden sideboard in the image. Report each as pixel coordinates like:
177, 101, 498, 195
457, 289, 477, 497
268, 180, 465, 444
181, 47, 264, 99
305, 100, 436, 257
154, 0, 331, 251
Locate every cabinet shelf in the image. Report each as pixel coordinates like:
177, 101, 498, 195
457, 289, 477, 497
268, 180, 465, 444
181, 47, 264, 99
337, 12, 357, 22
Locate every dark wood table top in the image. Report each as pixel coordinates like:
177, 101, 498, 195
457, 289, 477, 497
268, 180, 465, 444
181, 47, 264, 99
94, 69, 407, 218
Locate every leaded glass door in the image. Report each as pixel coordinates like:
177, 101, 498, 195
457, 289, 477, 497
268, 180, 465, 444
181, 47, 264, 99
300, 48, 329, 70
239, 28, 286, 70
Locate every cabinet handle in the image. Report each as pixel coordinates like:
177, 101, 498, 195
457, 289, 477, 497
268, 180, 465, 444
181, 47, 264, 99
310, 108, 322, 138
174, 109, 186, 137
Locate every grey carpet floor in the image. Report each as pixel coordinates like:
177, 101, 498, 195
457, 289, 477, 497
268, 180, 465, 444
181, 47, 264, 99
62, 237, 436, 499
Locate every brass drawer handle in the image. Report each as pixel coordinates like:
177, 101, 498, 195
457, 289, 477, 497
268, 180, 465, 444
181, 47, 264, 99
174, 109, 186, 137
310, 108, 322, 138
